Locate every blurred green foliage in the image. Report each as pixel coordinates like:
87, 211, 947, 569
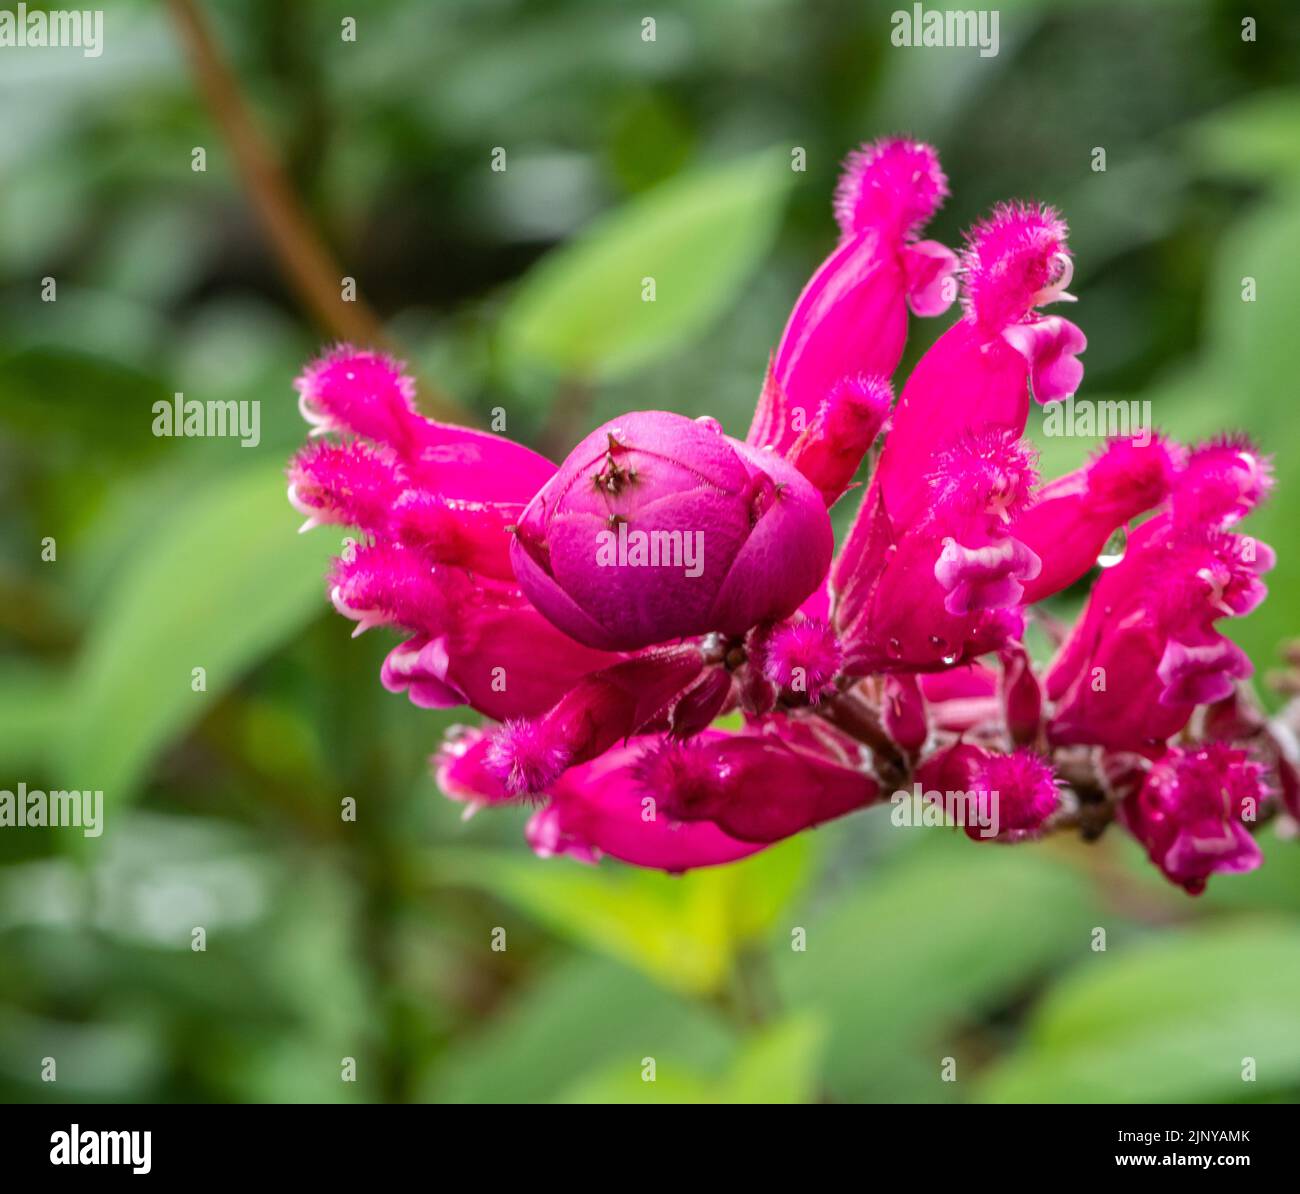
2, 0, 1299, 1104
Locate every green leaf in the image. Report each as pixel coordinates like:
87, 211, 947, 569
1190, 90, 1300, 183
773, 833, 1102, 1101
428, 835, 812, 996
0, 662, 64, 772
722, 1014, 826, 1104
427, 955, 735, 1104
60, 460, 335, 810
500, 148, 792, 381
555, 1014, 826, 1105
976, 924, 1300, 1103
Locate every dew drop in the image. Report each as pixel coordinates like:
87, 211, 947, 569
1097, 525, 1127, 568
887, 637, 903, 659
695, 415, 723, 435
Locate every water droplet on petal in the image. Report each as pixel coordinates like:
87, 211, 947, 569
695, 415, 723, 435
887, 637, 903, 659
1098, 525, 1127, 568
941, 651, 960, 666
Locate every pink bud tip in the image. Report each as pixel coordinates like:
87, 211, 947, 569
1174, 434, 1274, 528
971, 749, 1059, 839
294, 345, 418, 446
761, 618, 843, 702
961, 202, 1073, 332
833, 138, 949, 241
828, 374, 894, 428
486, 719, 572, 796
1085, 433, 1180, 516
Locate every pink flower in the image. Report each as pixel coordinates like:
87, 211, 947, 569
286, 136, 1281, 897
1014, 434, 1180, 603
1046, 441, 1274, 754
834, 427, 1041, 673
642, 720, 879, 844
510, 411, 833, 651
748, 139, 957, 465
485, 645, 706, 794
526, 736, 767, 871
1120, 744, 1267, 894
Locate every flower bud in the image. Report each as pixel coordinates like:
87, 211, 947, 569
510, 411, 833, 651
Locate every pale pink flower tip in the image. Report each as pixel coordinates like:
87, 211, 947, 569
961, 201, 1073, 332
833, 137, 949, 241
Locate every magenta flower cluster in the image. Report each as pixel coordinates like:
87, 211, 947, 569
287, 137, 1292, 895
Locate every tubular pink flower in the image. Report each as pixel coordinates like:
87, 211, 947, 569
845, 203, 1084, 588
329, 542, 444, 637
295, 346, 421, 448
523, 736, 766, 871
486, 718, 573, 797
644, 731, 879, 844
390, 491, 518, 581
510, 411, 833, 651
835, 429, 1040, 673
379, 596, 616, 721
1046, 519, 1273, 753
1015, 434, 1180, 603
1120, 744, 1267, 894
748, 138, 955, 459
485, 646, 706, 794
295, 346, 556, 503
